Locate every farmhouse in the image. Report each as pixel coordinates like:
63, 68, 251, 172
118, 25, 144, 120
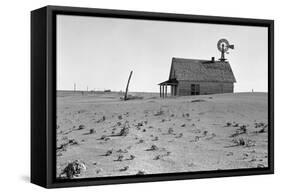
159, 57, 236, 97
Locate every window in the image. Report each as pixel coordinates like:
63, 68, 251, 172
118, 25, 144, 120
191, 84, 200, 95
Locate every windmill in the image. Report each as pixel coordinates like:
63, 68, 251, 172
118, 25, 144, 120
217, 39, 234, 61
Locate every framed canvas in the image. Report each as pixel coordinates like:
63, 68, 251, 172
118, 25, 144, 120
31, 5, 274, 188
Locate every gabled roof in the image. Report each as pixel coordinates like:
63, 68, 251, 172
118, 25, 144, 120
169, 57, 236, 83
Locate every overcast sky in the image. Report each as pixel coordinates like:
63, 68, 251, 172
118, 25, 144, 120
57, 15, 268, 93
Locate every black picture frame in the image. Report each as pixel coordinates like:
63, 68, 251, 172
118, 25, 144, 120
31, 5, 274, 188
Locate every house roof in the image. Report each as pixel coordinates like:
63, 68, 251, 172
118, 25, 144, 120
169, 57, 236, 83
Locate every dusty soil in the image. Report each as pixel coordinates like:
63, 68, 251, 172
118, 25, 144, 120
56, 92, 268, 179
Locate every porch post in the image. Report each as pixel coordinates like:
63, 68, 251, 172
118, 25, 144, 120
165, 85, 167, 97
159, 85, 162, 98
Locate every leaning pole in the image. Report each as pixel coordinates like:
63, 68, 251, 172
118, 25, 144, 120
124, 71, 133, 101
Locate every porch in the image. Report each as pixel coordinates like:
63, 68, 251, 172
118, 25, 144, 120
158, 79, 178, 98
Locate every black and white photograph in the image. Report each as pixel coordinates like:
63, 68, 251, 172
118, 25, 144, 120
56, 14, 269, 179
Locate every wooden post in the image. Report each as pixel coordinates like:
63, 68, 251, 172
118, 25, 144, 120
165, 85, 167, 98
124, 71, 133, 101
159, 85, 162, 98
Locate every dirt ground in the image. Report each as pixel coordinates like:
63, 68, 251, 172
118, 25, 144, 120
56, 91, 268, 179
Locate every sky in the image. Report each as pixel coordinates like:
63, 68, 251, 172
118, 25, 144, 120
57, 15, 268, 93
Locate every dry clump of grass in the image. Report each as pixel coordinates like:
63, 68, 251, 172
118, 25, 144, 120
232, 137, 255, 147
154, 151, 171, 160
162, 127, 175, 135
225, 122, 239, 127
118, 124, 130, 136
191, 99, 206, 103
96, 169, 102, 174
97, 116, 106, 123
182, 113, 190, 117
89, 129, 96, 134
77, 110, 86, 114
137, 139, 144, 144
152, 136, 159, 141
78, 124, 86, 130
136, 170, 146, 175
68, 139, 79, 145
230, 125, 247, 137
108, 123, 130, 137
114, 155, 124, 162
175, 133, 183, 138
226, 122, 232, 127
190, 136, 200, 142
154, 110, 164, 116
153, 155, 162, 160
57, 138, 79, 152
202, 130, 208, 136
181, 124, 186, 127
257, 164, 265, 168
116, 149, 128, 153
254, 122, 266, 128
168, 128, 175, 135
119, 166, 129, 171
254, 123, 268, 133
103, 150, 113, 156
137, 122, 143, 127
257, 124, 268, 133
146, 145, 159, 151
59, 160, 86, 179
104, 137, 111, 141
126, 155, 135, 160
226, 152, 234, 156
98, 135, 107, 140
205, 133, 216, 140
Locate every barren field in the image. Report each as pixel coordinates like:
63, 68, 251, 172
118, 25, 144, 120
56, 92, 268, 179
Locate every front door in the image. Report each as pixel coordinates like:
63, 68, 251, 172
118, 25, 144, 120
191, 84, 200, 95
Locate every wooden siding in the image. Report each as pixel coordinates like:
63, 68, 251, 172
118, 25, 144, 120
177, 81, 233, 96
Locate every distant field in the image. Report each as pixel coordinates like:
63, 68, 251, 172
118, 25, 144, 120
56, 92, 268, 179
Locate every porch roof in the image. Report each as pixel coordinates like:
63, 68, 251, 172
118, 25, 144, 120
158, 79, 178, 85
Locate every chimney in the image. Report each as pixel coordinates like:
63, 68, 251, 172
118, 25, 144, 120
211, 57, 215, 63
